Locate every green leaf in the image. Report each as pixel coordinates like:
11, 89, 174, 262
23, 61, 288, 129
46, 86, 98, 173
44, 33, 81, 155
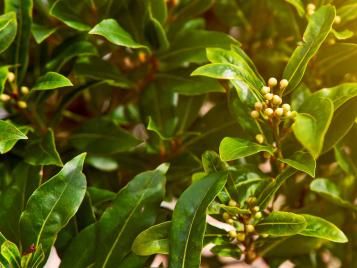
0, 12, 17, 54
292, 96, 334, 159
21, 244, 45, 268
31, 23, 57, 44
89, 19, 147, 49
20, 154, 87, 259
144, 13, 169, 51
49, 0, 90, 31
0, 240, 21, 268
331, 29, 354, 40
24, 129, 63, 166
255, 212, 307, 236
283, 5, 336, 94
86, 155, 118, 172
202, 150, 227, 173
94, 166, 167, 268
211, 244, 242, 258
169, 172, 228, 268
219, 137, 274, 161
279, 151, 316, 177
0, 66, 9, 94
5, 0, 33, 83
70, 119, 140, 154
299, 214, 348, 243
285, 0, 305, 16
0, 120, 28, 154
310, 178, 357, 211
192, 63, 244, 80
132, 221, 170, 256
60, 224, 96, 268
32, 72, 73, 91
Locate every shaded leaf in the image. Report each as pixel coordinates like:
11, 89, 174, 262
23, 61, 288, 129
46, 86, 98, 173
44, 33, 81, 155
0, 12, 17, 54
33, 72, 73, 91
0, 120, 28, 154
279, 151, 316, 177
31, 23, 57, 44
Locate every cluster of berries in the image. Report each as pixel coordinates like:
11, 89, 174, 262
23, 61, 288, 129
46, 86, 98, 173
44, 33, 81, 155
0, 72, 29, 109
222, 198, 266, 242
250, 78, 296, 124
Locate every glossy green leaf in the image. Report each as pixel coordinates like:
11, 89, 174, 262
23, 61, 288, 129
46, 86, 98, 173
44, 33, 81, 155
202, 150, 228, 173
5, 0, 33, 83
132, 221, 170, 256
0, 12, 17, 54
32, 72, 73, 91
0, 120, 28, 154
169, 172, 228, 268
219, 137, 274, 161
255, 212, 307, 236
31, 23, 57, 44
86, 155, 118, 172
211, 244, 242, 258
292, 96, 334, 159
310, 178, 357, 211
331, 29, 354, 40
89, 19, 147, 49
279, 151, 316, 177
283, 5, 336, 94
0, 66, 9, 94
94, 165, 167, 268
70, 119, 140, 154
24, 129, 62, 166
60, 224, 96, 268
0, 240, 21, 268
299, 214, 348, 243
20, 154, 87, 259
49, 0, 90, 31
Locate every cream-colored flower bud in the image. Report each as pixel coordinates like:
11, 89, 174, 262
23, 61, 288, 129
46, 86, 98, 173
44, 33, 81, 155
272, 95, 282, 105
21, 86, 30, 95
246, 225, 255, 233
0, 94, 11, 101
227, 219, 234, 224
254, 102, 263, 111
236, 232, 246, 241
254, 211, 263, 219
17, 101, 27, 109
264, 108, 274, 117
282, 103, 291, 112
7, 72, 15, 82
253, 206, 260, 212
285, 111, 292, 117
334, 16, 341, 24
229, 230, 237, 238
275, 107, 284, 117
261, 86, 270, 94
223, 212, 230, 221
251, 110, 260, 119
255, 134, 264, 144
264, 93, 273, 101
228, 200, 237, 207
261, 233, 269, 238
268, 77, 278, 87
279, 79, 289, 89
307, 3, 316, 15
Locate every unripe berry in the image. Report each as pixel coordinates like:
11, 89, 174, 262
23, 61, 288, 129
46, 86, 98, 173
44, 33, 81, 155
228, 200, 237, 207
227, 219, 234, 225
280, 79, 289, 89
250, 110, 259, 119
282, 103, 291, 112
254, 211, 263, 219
264, 108, 274, 117
0, 94, 11, 101
285, 111, 292, 117
229, 230, 237, 238
17, 101, 27, 109
254, 102, 263, 111
261, 86, 270, 94
21, 86, 30, 95
247, 196, 257, 205
236, 232, 246, 241
223, 212, 230, 221
264, 93, 273, 101
275, 107, 284, 117
272, 95, 282, 105
255, 134, 264, 144
246, 224, 255, 233
268, 77, 278, 87
7, 72, 15, 82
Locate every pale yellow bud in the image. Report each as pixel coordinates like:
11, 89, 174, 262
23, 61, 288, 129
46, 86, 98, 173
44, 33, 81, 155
0, 94, 11, 101
254, 211, 263, 219
251, 110, 260, 119
261, 233, 269, 238
272, 95, 282, 105
236, 232, 246, 241
254, 102, 263, 111
228, 200, 237, 207
223, 212, 230, 221
279, 79, 289, 89
334, 16, 341, 24
261, 86, 270, 94
17, 101, 27, 109
229, 230, 237, 238
227, 219, 234, 225
282, 103, 291, 112
21, 86, 30, 95
268, 77, 278, 87
275, 107, 284, 117
7, 72, 15, 82
246, 224, 255, 233
264, 108, 274, 117
264, 93, 273, 101
255, 134, 264, 144
253, 206, 260, 212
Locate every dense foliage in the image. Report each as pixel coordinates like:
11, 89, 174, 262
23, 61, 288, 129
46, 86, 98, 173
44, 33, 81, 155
0, 0, 356, 267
